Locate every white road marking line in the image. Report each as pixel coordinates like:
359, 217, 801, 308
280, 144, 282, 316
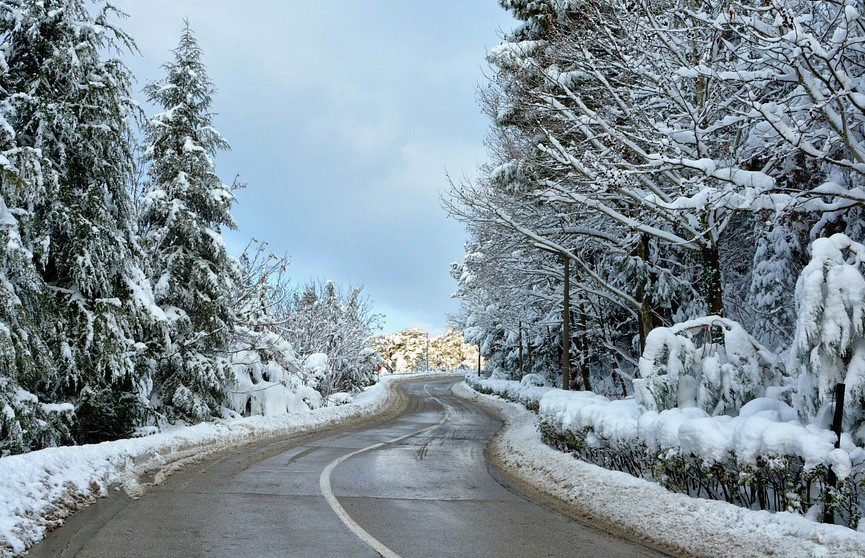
318, 382, 451, 558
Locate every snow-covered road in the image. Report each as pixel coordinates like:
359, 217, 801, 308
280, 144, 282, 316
24, 378, 663, 557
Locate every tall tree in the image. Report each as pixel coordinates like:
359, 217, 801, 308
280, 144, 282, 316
0, 38, 67, 453
0, 0, 155, 445
140, 22, 238, 422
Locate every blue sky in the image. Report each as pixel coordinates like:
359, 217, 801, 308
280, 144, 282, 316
112, 0, 514, 335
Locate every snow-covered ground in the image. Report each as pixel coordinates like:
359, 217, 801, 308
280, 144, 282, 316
0, 373, 438, 557
454, 381, 865, 558
10, 373, 860, 558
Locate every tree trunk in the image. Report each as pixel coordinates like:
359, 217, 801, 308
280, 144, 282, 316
635, 234, 659, 352
702, 243, 724, 316
562, 256, 571, 391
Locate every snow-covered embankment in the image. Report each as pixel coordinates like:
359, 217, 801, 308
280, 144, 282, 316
455, 381, 865, 558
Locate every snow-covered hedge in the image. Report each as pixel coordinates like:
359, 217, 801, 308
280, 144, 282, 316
467, 376, 865, 529
466, 374, 552, 411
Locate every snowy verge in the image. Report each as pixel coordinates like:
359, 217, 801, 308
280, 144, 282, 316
0, 372, 446, 557
453, 382, 865, 558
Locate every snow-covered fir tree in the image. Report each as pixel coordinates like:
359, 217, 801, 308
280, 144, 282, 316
0, 0, 156, 445
0, 49, 71, 454
746, 214, 803, 351
0, 196, 72, 454
140, 22, 238, 422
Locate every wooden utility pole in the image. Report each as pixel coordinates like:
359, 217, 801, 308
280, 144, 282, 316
562, 256, 571, 391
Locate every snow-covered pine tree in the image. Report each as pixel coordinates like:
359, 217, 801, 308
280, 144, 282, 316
0, 0, 156, 445
140, 22, 239, 422
0, 194, 73, 454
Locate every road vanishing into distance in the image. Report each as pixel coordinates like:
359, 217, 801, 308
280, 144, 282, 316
29, 378, 668, 558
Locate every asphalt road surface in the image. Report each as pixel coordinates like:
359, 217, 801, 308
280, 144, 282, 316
28, 378, 668, 558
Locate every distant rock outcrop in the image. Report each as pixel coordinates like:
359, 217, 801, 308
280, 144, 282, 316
372, 328, 480, 372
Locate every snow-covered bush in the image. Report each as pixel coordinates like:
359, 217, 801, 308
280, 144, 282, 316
635, 317, 787, 416
0, 380, 73, 457
226, 328, 311, 417
789, 234, 865, 441
520, 373, 549, 388
301, 353, 330, 390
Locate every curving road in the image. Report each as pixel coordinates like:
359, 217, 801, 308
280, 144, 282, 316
28, 378, 668, 558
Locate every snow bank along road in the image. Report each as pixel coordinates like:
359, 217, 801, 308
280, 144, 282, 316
27, 378, 665, 557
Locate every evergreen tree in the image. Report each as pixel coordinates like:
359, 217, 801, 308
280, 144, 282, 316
1, 47, 69, 453
140, 22, 238, 422
0, 0, 154, 445
746, 214, 802, 351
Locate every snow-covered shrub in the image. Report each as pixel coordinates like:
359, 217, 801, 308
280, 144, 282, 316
635, 317, 786, 416
327, 392, 353, 406
302, 353, 330, 389
226, 328, 311, 417
789, 234, 865, 441
520, 373, 549, 388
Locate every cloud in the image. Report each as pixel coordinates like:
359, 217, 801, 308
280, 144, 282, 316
111, 0, 514, 335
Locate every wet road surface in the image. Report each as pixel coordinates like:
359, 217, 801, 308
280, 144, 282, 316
28, 378, 667, 557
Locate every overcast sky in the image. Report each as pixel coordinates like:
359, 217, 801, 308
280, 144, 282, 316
111, 1, 514, 335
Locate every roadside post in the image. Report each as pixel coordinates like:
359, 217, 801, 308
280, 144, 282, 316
823, 382, 845, 524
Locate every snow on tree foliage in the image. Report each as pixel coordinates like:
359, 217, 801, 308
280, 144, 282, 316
746, 214, 802, 351
0, 0, 157, 445
789, 234, 865, 440
634, 317, 787, 416
0, 199, 73, 454
283, 281, 382, 396
140, 22, 238, 423
448, 0, 865, 406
